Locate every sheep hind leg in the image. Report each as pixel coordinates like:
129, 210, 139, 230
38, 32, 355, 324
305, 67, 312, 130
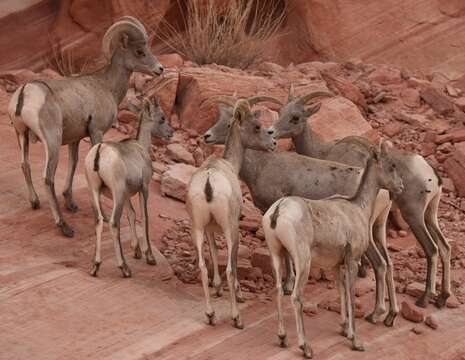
43, 138, 74, 237
206, 230, 222, 297
17, 129, 40, 209
224, 226, 243, 329
63, 141, 80, 212
110, 193, 131, 278
126, 198, 142, 259
283, 250, 295, 295
291, 249, 312, 359
425, 191, 451, 308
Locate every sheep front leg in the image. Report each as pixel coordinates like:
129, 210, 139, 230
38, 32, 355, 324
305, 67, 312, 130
63, 141, 80, 212
364, 241, 387, 324
139, 188, 157, 265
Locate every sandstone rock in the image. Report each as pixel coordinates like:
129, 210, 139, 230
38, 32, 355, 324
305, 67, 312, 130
401, 88, 421, 108
152, 161, 168, 175
247, 267, 263, 282
160, 163, 197, 202
443, 154, 465, 197
398, 230, 408, 237
321, 72, 367, 109
420, 88, 455, 116
144, 73, 179, 119
446, 293, 461, 308
118, 110, 138, 124
41, 68, 63, 80
368, 66, 402, 85
383, 123, 403, 137
166, 143, 195, 165
411, 327, 424, 335
442, 177, 456, 193
435, 129, 465, 145
425, 314, 439, 330
401, 301, 425, 323
446, 84, 462, 98
158, 53, 184, 68
303, 302, 319, 317
239, 219, 260, 233
406, 282, 425, 298
454, 97, 465, 112
251, 247, 272, 275
310, 96, 373, 142
421, 143, 437, 157
238, 244, 251, 260
240, 280, 257, 292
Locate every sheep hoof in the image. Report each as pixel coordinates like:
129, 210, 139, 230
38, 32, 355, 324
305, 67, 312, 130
145, 251, 157, 265
383, 311, 397, 327
58, 220, 74, 238
415, 293, 431, 308
119, 263, 132, 278
364, 312, 381, 324
435, 293, 450, 308
90, 262, 101, 277
236, 294, 245, 303
133, 245, 142, 259
65, 201, 79, 213
278, 334, 288, 348
31, 199, 41, 210
206, 311, 216, 326
300, 343, 313, 359
214, 287, 223, 297
232, 316, 244, 329
352, 340, 365, 352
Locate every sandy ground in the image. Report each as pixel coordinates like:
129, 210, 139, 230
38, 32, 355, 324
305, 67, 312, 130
1, 106, 465, 360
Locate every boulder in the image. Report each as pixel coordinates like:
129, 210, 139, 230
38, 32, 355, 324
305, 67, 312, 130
166, 143, 195, 165
420, 88, 455, 116
401, 301, 425, 323
425, 314, 439, 330
321, 73, 367, 109
158, 53, 185, 68
401, 88, 421, 108
144, 73, 179, 119
160, 163, 197, 202
368, 66, 402, 85
435, 129, 465, 144
310, 96, 373, 142
251, 247, 273, 276
443, 146, 465, 197
405, 282, 425, 298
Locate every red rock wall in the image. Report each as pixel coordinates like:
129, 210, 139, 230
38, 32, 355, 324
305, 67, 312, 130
1, 0, 465, 78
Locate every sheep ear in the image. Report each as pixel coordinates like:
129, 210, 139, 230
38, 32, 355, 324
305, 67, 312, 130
304, 103, 321, 118
120, 33, 130, 50
128, 99, 142, 113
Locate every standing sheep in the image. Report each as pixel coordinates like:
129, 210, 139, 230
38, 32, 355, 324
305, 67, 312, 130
8, 17, 164, 237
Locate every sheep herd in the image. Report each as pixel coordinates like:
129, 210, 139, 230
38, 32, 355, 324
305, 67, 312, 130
8, 18, 450, 359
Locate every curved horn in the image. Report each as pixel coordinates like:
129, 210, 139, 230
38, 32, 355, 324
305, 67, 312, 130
102, 20, 147, 59
201, 95, 237, 108
117, 16, 148, 39
288, 84, 295, 102
297, 91, 333, 105
247, 95, 283, 106
233, 99, 252, 123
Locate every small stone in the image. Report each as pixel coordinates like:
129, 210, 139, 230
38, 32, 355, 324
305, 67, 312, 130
388, 229, 398, 238
405, 282, 425, 298
303, 302, 319, 317
398, 230, 408, 237
166, 143, 195, 165
425, 314, 439, 329
238, 244, 251, 260
383, 123, 403, 137
240, 280, 257, 292
446, 293, 461, 308
411, 326, 423, 335
401, 301, 425, 323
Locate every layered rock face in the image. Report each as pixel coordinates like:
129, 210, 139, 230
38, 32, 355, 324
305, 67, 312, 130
2, 0, 465, 77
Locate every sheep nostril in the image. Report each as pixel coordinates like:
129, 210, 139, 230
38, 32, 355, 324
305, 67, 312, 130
268, 129, 275, 135
204, 133, 211, 139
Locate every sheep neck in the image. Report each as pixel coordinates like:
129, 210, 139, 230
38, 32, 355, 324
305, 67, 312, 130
223, 122, 244, 174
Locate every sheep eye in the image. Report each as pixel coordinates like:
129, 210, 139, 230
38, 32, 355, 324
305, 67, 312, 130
136, 49, 145, 57
255, 125, 261, 131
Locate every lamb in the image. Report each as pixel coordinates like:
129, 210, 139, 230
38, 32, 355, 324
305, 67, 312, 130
8, 17, 164, 237
84, 89, 173, 278
186, 96, 278, 329
262, 140, 404, 358
269, 88, 451, 309
203, 99, 399, 326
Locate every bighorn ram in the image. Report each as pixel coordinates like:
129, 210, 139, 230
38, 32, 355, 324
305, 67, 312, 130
186, 96, 278, 329
262, 140, 404, 358
85, 87, 173, 278
270, 88, 450, 309
8, 17, 164, 237
203, 99, 399, 326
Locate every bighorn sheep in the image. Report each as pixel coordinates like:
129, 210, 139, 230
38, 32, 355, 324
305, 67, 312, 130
8, 17, 164, 237
203, 100, 400, 326
186, 96, 279, 329
270, 88, 451, 309
262, 140, 404, 358
84, 89, 173, 278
